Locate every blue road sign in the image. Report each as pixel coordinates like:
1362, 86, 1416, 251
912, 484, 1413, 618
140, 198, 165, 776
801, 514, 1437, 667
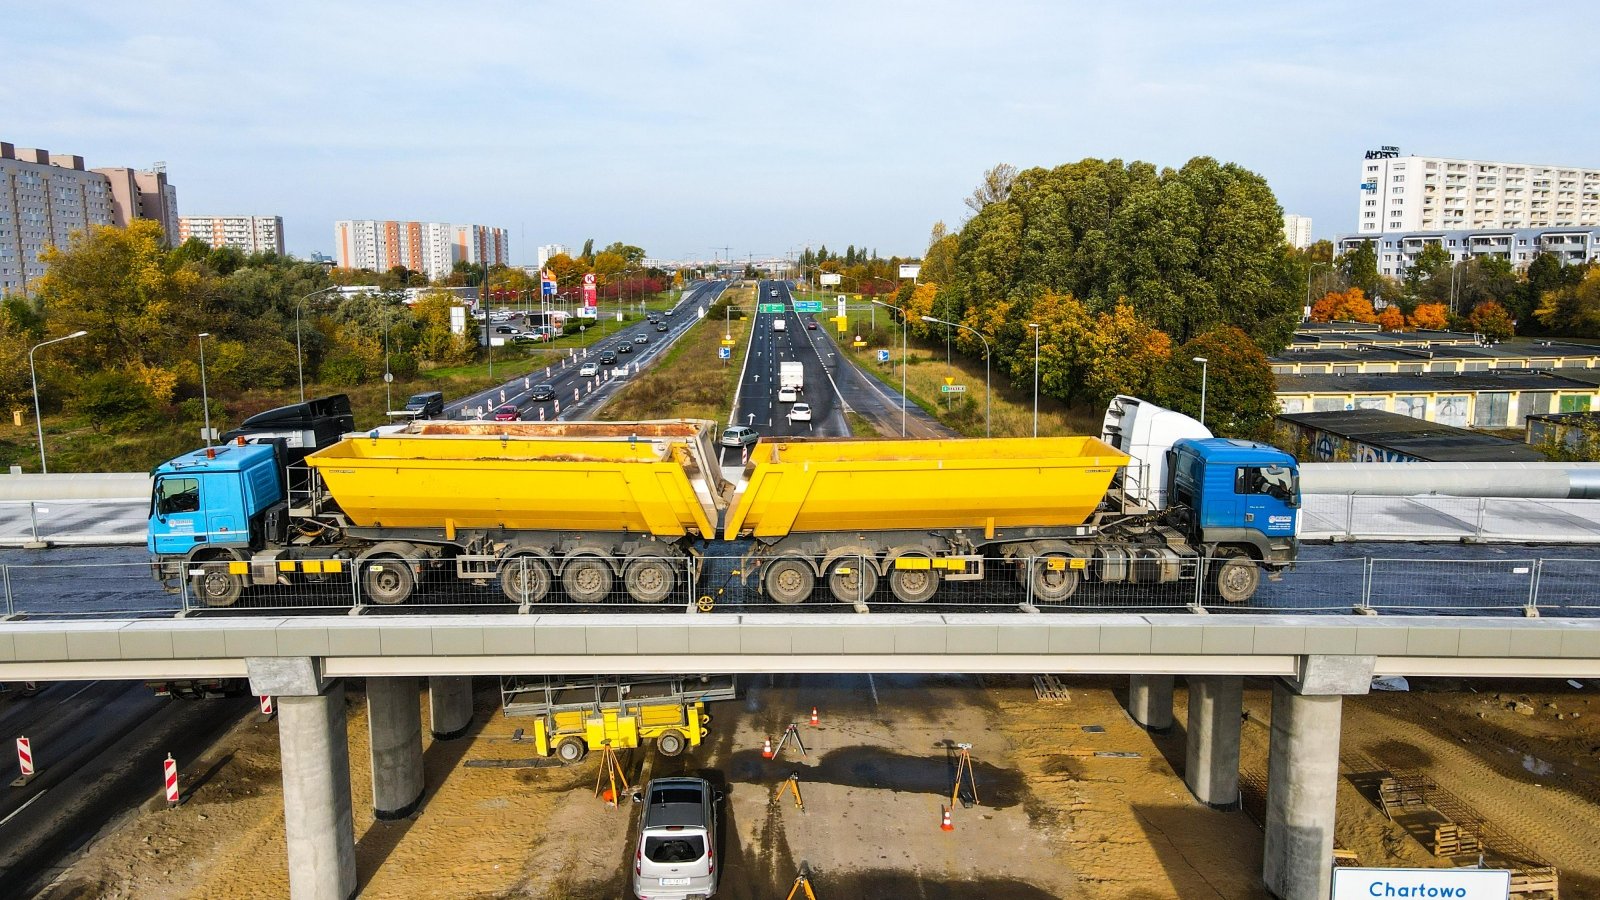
719, 346, 731, 359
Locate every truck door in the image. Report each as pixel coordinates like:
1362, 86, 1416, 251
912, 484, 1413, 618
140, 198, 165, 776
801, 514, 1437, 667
150, 475, 205, 554
1234, 465, 1298, 538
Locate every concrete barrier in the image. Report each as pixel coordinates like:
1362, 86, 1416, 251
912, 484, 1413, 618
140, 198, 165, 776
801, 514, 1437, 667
0, 473, 149, 501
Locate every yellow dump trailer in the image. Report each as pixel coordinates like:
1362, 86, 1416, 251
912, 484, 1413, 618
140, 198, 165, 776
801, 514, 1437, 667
289, 420, 728, 605
724, 435, 1132, 604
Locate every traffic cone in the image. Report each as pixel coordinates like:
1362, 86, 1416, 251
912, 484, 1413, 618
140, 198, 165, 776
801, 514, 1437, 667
762, 737, 774, 759
940, 806, 954, 831
809, 707, 819, 727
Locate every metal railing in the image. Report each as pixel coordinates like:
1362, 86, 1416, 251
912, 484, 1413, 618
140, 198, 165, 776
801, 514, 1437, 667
1301, 495, 1600, 544
4, 553, 1600, 620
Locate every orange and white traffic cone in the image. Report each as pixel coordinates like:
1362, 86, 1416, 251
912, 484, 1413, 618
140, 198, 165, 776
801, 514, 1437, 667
762, 737, 774, 759
940, 806, 954, 831
809, 707, 819, 727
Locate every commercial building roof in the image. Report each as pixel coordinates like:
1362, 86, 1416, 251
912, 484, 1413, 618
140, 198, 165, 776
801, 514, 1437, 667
1276, 409, 1546, 462
1277, 369, 1600, 395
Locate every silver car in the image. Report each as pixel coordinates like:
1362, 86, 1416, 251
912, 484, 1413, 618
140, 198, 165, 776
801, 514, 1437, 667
633, 777, 718, 899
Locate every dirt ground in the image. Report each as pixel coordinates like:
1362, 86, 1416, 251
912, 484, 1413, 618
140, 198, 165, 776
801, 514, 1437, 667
29, 674, 1600, 899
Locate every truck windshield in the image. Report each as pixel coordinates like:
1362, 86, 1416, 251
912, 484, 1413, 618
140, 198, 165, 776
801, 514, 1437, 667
156, 477, 200, 515
1235, 466, 1297, 506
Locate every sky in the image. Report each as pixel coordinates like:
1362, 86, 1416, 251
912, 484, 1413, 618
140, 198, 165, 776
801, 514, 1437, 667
6, 1, 1599, 264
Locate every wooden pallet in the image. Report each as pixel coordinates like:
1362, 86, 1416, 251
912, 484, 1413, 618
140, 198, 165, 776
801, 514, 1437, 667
1332, 849, 1360, 868
1033, 675, 1071, 702
1431, 823, 1483, 857
1378, 776, 1428, 819
1510, 865, 1559, 899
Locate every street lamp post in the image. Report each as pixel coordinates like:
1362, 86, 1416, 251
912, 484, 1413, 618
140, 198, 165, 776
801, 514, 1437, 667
295, 285, 341, 402
872, 299, 908, 436
197, 333, 213, 446
1193, 356, 1210, 429
922, 315, 991, 437
382, 309, 392, 413
29, 330, 88, 474
1028, 323, 1042, 437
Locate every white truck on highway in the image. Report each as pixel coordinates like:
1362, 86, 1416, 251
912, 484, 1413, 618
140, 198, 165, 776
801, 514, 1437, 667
772, 317, 786, 332
779, 361, 804, 399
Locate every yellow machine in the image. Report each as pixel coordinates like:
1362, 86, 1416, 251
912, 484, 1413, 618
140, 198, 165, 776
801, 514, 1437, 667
502, 675, 735, 762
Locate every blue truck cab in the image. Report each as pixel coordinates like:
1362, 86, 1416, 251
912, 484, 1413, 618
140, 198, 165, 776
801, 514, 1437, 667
1170, 438, 1299, 566
148, 442, 281, 558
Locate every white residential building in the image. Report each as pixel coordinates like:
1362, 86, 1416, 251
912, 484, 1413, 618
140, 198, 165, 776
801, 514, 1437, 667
1282, 214, 1313, 249
536, 243, 571, 267
1357, 148, 1600, 235
178, 215, 285, 255
333, 220, 507, 281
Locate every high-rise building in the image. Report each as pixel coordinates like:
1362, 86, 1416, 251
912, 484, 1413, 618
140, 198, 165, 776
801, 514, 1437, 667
1282, 214, 1313, 249
333, 220, 507, 281
537, 243, 571, 266
0, 140, 178, 296
178, 215, 285, 255
1357, 147, 1600, 235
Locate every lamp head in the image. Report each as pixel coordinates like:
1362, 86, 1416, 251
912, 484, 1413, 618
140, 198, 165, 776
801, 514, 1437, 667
68, 330, 88, 339
1192, 356, 1208, 364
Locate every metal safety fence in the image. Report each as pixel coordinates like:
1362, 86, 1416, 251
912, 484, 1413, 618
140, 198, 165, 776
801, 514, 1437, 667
5, 553, 1600, 620
1301, 494, 1600, 544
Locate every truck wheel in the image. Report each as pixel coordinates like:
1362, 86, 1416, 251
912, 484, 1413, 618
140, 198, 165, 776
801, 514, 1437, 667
562, 558, 613, 603
191, 564, 243, 608
555, 736, 587, 763
362, 558, 415, 605
657, 729, 686, 757
889, 566, 939, 603
1031, 556, 1080, 603
1209, 553, 1261, 604
499, 556, 551, 604
764, 559, 814, 605
625, 557, 676, 604
828, 560, 879, 603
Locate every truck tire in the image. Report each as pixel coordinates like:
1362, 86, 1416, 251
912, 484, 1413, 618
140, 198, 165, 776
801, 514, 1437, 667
556, 736, 587, 763
361, 558, 415, 605
828, 560, 878, 604
1031, 555, 1080, 603
889, 567, 939, 603
191, 564, 243, 608
499, 556, 551, 604
1208, 552, 1261, 604
764, 559, 814, 605
625, 557, 676, 604
657, 729, 686, 757
562, 557, 613, 603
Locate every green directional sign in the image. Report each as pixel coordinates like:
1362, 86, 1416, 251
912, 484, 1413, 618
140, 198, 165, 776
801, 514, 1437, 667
792, 300, 823, 313
940, 384, 967, 393
758, 303, 785, 313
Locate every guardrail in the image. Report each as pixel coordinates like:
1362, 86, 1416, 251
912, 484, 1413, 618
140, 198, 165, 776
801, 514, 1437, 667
4, 554, 1599, 620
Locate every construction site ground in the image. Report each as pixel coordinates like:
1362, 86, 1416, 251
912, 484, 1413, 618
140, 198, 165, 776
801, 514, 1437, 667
28, 673, 1600, 899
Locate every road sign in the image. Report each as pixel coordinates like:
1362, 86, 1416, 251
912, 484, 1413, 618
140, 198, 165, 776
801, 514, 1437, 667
1332, 868, 1509, 900
792, 300, 823, 313
758, 303, 784, 313
837, 296, 847, 317
877, 349, 891, 364
582, 273, 596, 285
940, 384, 967, 393
719, 346, 731, 359
721, 338, 736, 346
944, 377, 955, 386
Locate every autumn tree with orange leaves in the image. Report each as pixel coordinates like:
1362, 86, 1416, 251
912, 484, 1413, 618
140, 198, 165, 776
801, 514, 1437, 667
1309, 288, 1377, 323
1409, 303, 1449, 330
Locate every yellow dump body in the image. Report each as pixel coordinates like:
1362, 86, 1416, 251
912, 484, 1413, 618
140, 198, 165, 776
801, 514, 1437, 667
723, 435, 1129, 540
305, 420, 724, 538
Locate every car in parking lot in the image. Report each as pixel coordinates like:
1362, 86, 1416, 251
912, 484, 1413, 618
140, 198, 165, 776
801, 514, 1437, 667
492, 403, 522, 422
787, 402, 812, 422
529, 383, 556, 402
656, 323, 669, 332
719, 426, 758, 448
579, 362, 600, 377
632, 777, 719, 900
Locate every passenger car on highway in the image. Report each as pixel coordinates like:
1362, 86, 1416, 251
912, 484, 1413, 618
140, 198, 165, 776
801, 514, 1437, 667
617, 342, 632, 354
634, 335, 648, 343
787, 402, 811, 422
600, 351, 618, 365
656, 323, 669, 332
492, 403, 522, 422
778, 387, 798, 403
529, 384, 556, 402
719, 426, 758, 447
579, 362, 600, 376
632, 777, 719, 900
806, 321, 817, 330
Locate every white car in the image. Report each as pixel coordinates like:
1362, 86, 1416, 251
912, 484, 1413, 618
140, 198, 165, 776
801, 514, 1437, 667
579, 362, 600, 377
777, 387, 798, 403
787, 402, 812, 422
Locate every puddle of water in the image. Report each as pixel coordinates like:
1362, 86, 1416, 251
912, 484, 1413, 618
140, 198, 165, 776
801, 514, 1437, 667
725, 745, 1025, 809
1522, 753, 1555, 777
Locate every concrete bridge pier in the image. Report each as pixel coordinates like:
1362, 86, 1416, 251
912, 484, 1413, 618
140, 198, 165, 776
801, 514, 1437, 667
247, 658, 356, 900
1184, 674, 1242, 810
366, 677, 425, 820
1262, 655, 1374, 900
428, 675, 474, 740
1127, 673, 1174, 732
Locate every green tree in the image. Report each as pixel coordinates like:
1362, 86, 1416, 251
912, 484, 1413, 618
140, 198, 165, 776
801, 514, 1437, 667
1155, 327, 1276, 440
1338, 239, 1382, 299
1402, 244, 1452, 303
1467, 300, 1515, 342
1535, 267, 1600, 336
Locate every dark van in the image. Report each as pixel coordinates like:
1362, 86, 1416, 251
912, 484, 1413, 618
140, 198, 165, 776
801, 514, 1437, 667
404, 391, 445, 418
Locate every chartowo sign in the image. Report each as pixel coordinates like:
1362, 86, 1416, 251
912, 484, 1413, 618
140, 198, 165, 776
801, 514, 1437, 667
1332, 868, 1510, 900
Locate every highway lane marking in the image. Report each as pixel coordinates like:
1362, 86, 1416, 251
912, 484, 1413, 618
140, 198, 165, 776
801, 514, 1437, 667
0, 789, 46, 829
57, 683, 95, 706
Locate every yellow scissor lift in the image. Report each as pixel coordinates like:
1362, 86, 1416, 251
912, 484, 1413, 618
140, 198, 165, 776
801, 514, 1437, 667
499, 674, 736, 763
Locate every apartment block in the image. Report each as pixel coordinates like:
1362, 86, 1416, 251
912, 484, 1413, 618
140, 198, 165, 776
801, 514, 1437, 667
1336, 227, 1600, 276
178, 215, 285, 255
333, 220, 507, 281
1357, 148, 1600, 235
1283, 214, 1313, 249
1, 140, 179, 296
537, 243, 571, 266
